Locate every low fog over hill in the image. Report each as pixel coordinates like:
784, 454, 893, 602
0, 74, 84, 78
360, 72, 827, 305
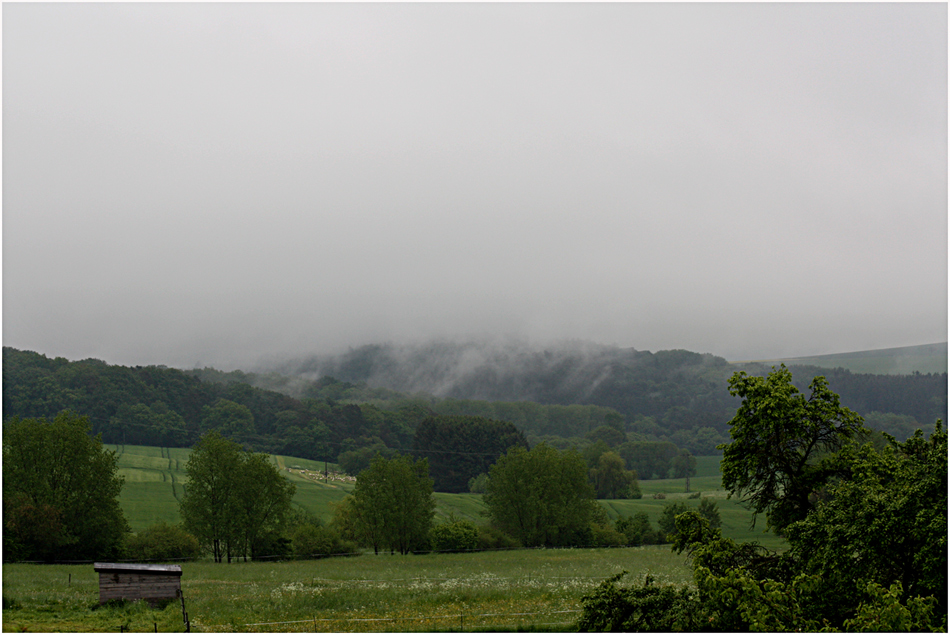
261, 339, 729, 402
256, 338, 948, 437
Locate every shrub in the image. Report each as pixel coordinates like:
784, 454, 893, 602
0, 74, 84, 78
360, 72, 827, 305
123, 522, 200, 562
251, 530, 292, 561
615, 512, 662, 546
658, 502, 690, 542
577, 572, 705, 631
697, 498, 721, 530
468, 472, 489, 494
291, 524, 358, 559
430, 519, 479, 552
476, 525, 521, 551
589, 523, 627, 547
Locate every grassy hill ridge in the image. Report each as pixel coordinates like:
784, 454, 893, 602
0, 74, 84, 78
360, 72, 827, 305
737, 342, 947, 375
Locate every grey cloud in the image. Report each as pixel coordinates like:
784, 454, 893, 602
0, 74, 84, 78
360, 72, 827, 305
3, 3, 946, 370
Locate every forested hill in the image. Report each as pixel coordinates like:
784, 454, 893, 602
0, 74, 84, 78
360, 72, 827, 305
1, 347, 621, 461
4, 342, 947, 462
261, 340, 948, 438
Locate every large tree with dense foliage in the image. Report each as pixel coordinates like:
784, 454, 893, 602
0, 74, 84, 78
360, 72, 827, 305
579, 368, 947, 631
346, 454, 436, 555
782, 423, 948, 624
720, 364, 866, 532
484, 444, 600, 547
180, 431, 295, 562
412, 415, 528, 493
588, 451, 640, 499
3, 412, 129, 562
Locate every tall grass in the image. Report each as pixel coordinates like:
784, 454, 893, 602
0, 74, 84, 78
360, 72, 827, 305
3, 547, 692, 632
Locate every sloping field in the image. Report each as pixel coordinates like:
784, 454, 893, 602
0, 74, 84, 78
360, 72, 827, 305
735, 341, 948, 375
108, 446, 782, 549
108, 445, 492, 530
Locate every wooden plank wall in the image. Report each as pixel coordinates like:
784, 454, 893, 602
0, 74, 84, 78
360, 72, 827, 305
98, 572, 181, 604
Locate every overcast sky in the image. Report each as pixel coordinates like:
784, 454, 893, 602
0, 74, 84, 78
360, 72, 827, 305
3, 3, 947, 371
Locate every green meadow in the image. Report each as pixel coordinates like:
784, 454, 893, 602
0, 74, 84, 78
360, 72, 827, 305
2, 546, 693, 632
107, 445, 783, 550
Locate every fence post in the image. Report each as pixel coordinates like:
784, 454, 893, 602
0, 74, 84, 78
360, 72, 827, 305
178, 589, 190, 632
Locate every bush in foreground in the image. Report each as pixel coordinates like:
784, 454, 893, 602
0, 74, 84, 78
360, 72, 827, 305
577, 572, 704, 631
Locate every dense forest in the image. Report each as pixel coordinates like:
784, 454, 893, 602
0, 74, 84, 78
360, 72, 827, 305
259, 341, 947, 440
2, 348, 621, 476
4, 343, 946, 481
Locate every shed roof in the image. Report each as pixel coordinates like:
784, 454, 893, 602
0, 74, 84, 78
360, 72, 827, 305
93, 563, 183, 576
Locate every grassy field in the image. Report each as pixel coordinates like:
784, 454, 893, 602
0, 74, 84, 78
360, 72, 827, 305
107, 445, 782, 550
2, 546, 692, 632
4, 448, 783, 632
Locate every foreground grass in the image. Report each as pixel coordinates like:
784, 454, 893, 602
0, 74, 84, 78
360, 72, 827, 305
3, 546, 692, 632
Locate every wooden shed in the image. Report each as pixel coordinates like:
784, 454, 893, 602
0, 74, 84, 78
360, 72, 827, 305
93, 563, 183, 605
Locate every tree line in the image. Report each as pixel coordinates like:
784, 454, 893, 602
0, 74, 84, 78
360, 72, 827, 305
2, 347, 698, 483
1, 411, 683, 563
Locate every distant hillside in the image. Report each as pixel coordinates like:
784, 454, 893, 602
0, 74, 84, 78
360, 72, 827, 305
262, 340, 947, 436
736, 342, 947, 375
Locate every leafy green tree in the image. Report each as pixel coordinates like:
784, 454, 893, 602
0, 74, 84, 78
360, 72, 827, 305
782, 423, 948, 624
843, 581, 939, 632
720, 365, 866, 532
413, 415, 528, 493
585, 425, 627, 448
348, 454, 436, 555
669, 409, 947, 629
200, 399, 254, 438
657, 502, 689, 542
467, 472, 489, 494
581, 439, 611, 469
3, 412, 129, 562
179, 431, 243, 562
615, 512, 660, 546
616, 441, 679, 480
582, 373, 947, 631
484, 444, 599, 547
589, 451, 641, 499
180, 431, 295, 563
697, 498, 721, 530
671, 449, 697, 480
232, 453, 296, 562
337, 438, 395, 475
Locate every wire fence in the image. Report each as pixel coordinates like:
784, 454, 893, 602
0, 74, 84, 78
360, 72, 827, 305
202, 608, 583, 632
6, 540, 648, 565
